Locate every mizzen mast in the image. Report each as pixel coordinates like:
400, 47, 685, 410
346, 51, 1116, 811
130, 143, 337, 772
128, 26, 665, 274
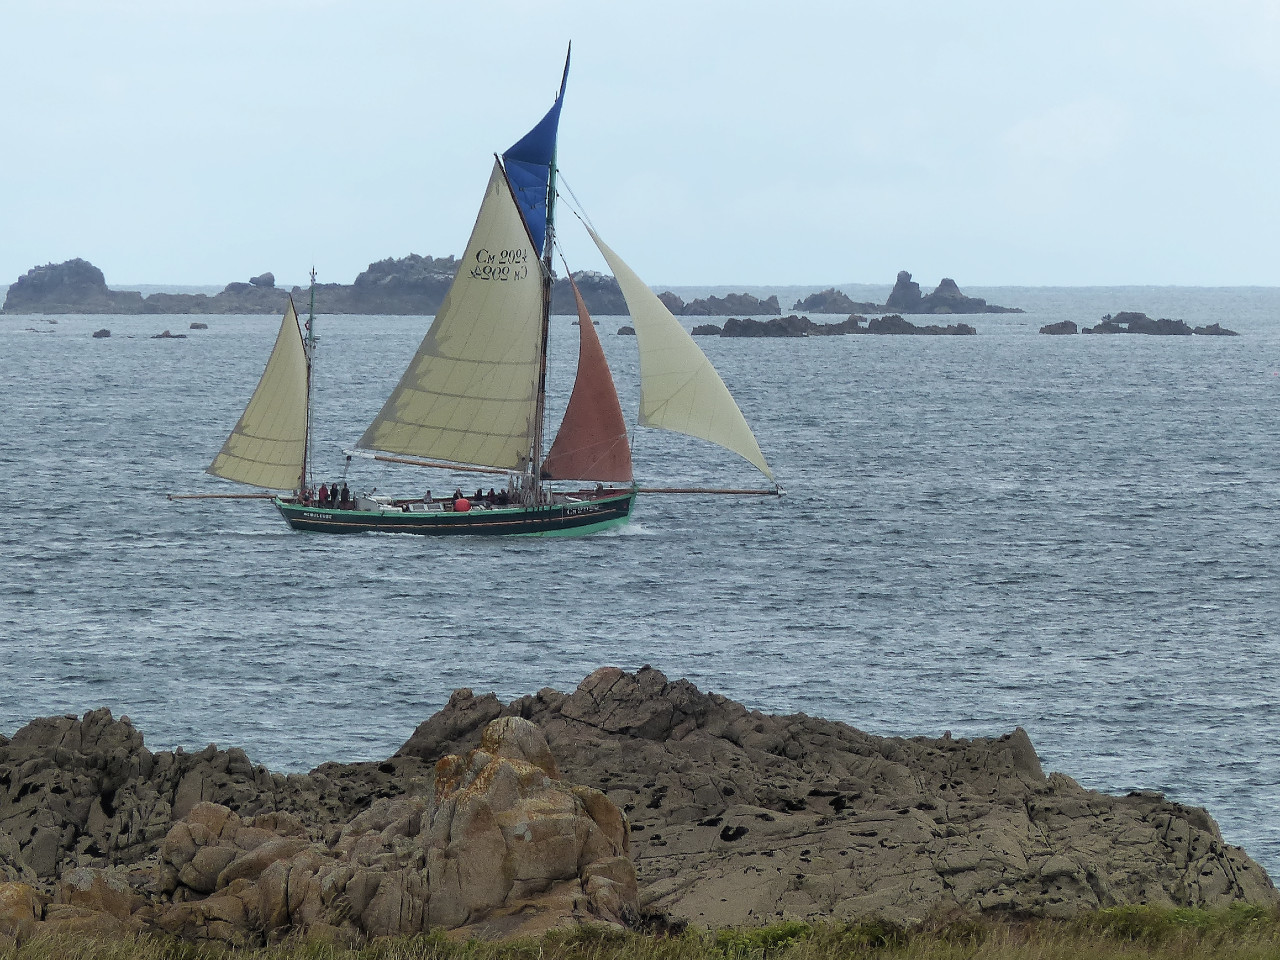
301, 266, 317, 494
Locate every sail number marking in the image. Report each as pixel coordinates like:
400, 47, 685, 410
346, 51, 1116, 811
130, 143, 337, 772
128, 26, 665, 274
471, 248, 530, 282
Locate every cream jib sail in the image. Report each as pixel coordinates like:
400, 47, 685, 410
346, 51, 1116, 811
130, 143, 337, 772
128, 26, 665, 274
587, 228, 775, 484
206, 299, 309, 491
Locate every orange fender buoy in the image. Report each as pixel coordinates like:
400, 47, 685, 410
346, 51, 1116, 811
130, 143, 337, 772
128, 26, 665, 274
454, 498, 471, 512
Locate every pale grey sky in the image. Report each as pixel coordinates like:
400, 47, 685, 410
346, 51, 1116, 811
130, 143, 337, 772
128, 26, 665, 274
2, 0, 1278, 290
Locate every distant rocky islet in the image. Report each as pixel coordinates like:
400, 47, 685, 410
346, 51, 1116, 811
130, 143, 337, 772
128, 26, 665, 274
2, 258, 1017, 324
1040, 312, 1239, 336
5, 258, 1240, 340
690, 314, 978, 338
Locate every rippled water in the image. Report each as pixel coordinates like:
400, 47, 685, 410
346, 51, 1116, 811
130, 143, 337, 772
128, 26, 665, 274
3, 287, 1278, 875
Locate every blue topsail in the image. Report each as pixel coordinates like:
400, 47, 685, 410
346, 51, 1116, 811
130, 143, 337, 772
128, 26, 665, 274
502, 48, 570, 256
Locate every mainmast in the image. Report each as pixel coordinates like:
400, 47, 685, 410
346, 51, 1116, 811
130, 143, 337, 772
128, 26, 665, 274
528, 49, 570, 492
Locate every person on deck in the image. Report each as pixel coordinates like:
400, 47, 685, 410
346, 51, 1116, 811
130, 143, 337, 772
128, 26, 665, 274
318, 483, 329, 505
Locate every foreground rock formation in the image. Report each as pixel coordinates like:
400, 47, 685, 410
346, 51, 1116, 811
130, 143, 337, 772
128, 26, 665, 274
0, 710, 633, 945
0, 667, 1273, 946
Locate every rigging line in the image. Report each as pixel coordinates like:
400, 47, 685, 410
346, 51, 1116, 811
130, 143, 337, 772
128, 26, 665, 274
555, 172, 596, 236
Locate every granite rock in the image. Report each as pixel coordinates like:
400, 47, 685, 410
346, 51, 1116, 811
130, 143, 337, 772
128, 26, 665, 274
400, 667, 1278, 927
0, 669, 1274, 942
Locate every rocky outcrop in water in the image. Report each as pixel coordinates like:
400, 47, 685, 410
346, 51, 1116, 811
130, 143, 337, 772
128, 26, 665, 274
0, 667, 1272, 947
1040, 321, 1078, 335
867, 314, 976, 335
1080, 313, 1239, 336
2, 260, 298, 315
719, 315, 866, 337
695, 314, 975, 337
3, 260, 146, 314
1194, 322, 1238, 336
791, 289, 880, 314
675, 293, 783, 317
884, 271, 1022, 314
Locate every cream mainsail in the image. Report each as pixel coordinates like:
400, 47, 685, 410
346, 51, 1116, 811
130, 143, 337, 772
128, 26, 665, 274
356, 161, 544, 471
207, 299, 309, 491
587, 228, 775, 483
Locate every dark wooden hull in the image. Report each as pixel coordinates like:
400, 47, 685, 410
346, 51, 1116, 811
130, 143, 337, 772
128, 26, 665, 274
272, 490, 635, 537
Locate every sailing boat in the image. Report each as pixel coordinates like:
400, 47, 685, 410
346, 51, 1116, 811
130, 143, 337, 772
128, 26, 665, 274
204, 52, 778, 536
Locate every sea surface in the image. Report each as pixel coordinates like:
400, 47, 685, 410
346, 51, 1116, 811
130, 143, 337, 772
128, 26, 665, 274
3, 286, 1279, 878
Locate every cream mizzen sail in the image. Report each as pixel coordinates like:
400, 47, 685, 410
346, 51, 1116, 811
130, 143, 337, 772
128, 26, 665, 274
587, 228, 775, 483
207, 299, 309, 491
357, 161, 544, 471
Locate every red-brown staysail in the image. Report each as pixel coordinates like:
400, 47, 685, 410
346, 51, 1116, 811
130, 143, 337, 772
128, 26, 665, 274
541, 276, 633, 483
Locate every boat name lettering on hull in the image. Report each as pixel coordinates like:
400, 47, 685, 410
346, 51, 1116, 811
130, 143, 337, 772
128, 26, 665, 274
471, 247, 530, 282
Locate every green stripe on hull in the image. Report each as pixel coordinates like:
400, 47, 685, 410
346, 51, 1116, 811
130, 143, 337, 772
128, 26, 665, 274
272, 493, 634, 538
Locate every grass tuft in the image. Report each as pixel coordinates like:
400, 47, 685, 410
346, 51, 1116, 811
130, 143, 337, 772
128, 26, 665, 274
4, 906, 1280, 960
